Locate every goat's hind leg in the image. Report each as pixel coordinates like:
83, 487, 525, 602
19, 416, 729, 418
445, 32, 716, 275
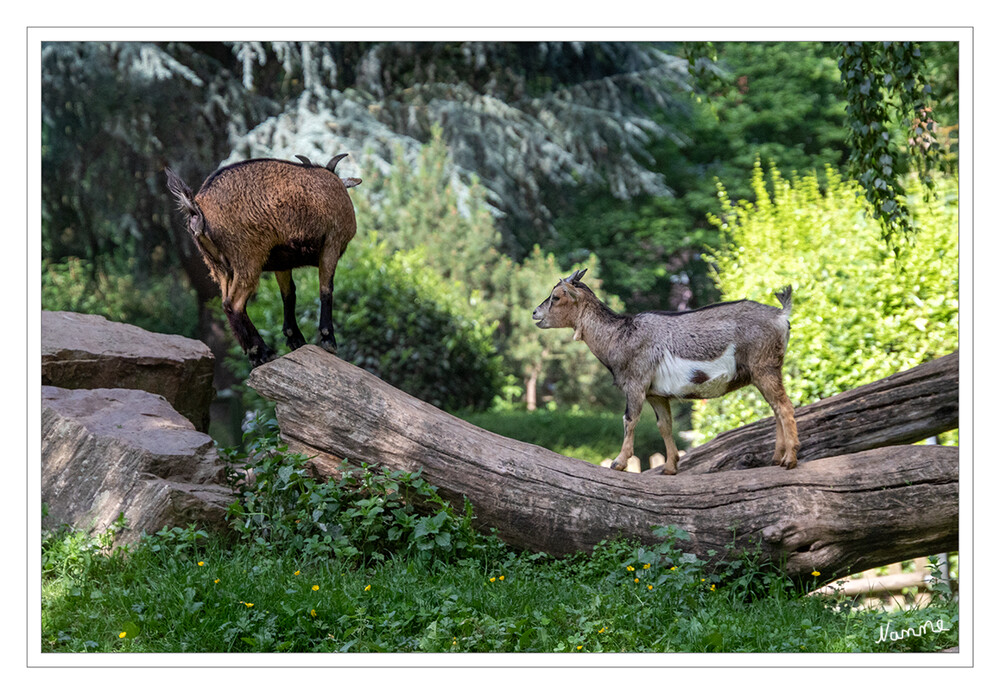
754, 369, 799, 469
275, 270, 306, 351
224, 272, 274, 368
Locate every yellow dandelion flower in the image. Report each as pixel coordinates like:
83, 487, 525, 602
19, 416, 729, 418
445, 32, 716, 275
643, 563, 650, 570
214, 578, 220, 584
118, 631, 127, 639
701, 578, 706, 582
710, 584, 716, 591
243, 602, 254, 607
577, 645, 583, 650
598, 627, 606, 634
312, 585, 320, 591
648, 585, 653, 590
634, 577, 639, 583
626, 565, 635, 572
310, 609, 317, 617
499, 575, 505, 581
364, 585, 371, 591
490, 577, 496, 583
197, 561, 204, 567
294, 570, 301, 576
670, 566, 677, 571
811, 570, 821, 577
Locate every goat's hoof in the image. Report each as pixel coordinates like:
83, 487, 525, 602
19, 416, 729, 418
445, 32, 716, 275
610, 459, 628, 472
248, 348, 277, 369
319, 340, 338, 355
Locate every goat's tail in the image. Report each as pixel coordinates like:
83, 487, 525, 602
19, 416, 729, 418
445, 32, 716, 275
774, 285, 793, 315
164, 167, 198, 218
164, 167, 227, 269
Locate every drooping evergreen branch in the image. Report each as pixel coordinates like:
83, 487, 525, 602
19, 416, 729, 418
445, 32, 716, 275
838, 41, 942, 252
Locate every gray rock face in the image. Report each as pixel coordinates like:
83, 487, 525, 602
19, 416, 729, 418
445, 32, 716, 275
41, 311, 215, 432
41, 386, 234, 545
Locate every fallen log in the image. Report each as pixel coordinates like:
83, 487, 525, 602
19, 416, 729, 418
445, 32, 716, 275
671, 351, 958, 475
247, 346, 958, 583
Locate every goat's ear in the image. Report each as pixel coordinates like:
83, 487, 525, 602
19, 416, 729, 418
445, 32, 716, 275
562, 281, 581, 300
567, 268, 588, 285
342, 177, 362, 188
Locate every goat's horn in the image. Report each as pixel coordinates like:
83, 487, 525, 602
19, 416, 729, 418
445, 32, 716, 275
295, 155, 314, 166
326, 153, 350, 173
566, 268, 588, 284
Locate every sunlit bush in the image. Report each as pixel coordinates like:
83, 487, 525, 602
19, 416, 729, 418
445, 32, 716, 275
692, 164, 958, 441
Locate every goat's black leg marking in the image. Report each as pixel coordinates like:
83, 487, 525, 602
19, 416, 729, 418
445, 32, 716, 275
318, 278, 337, 354
317, 243, 343, 355
224, 301, 274, 368
224, 275, 275, 368
275, 270, 306, 351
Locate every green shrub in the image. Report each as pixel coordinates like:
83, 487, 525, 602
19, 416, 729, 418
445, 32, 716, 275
692, 165, 958, 441
227, 233, 503, 413
41, 256, 199, 338
222, 414, 489, 566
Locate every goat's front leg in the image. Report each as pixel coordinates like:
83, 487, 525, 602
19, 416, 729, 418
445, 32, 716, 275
274, 270, 306, 351
611, 388, 645, 471
317, 244, 343, 354
647, 395, 679, 474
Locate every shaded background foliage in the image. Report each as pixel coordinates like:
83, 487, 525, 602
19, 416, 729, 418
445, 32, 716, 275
41, 39, 958, 449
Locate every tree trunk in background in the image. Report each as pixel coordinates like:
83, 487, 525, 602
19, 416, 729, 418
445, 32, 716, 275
247, 346, 959, 583
670, 352, 958, 475
525, 367, 539, 411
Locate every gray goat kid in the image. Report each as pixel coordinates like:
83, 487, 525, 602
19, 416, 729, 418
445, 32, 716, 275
165, 154, 360, 368
532, 269, 799, 474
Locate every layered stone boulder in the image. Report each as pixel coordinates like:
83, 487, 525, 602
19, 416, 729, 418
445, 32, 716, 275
41, 311, 215, 432
41, 386, 234, 545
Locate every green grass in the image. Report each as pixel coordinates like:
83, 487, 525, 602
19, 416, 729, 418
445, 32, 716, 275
40, 526, 958, 654
40, 418, 958, 654
460, 407, 677, 466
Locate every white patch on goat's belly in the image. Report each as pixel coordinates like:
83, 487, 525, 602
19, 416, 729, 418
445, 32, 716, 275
650, 344, 737, 399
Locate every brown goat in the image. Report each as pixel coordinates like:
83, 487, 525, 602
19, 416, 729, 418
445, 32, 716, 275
533, 269, 799, 473
165, 155, 361, 367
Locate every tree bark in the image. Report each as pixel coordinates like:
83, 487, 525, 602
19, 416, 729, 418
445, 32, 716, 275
247, 346, 958, 583
668, 352, 958, 475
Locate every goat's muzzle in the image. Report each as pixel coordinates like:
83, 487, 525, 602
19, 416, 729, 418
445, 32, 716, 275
532, 305, 545, 327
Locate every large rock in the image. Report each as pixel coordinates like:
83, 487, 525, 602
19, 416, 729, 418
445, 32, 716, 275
41, 386, 234, 545
41, 311, 215, 432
